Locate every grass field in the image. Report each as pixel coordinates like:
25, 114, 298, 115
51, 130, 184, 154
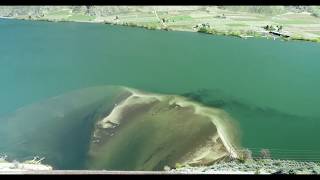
67, 13, 96, 21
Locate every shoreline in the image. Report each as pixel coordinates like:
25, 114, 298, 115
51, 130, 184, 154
171, 159, 320, 174
1, 159, 320, 174
93, 87, 240, 167
125, 87, 240, 159
1, 16, 319, 43
0, 169, 258, 174
0, 161, 53, 171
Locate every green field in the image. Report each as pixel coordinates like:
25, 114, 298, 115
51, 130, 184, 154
67, 13, 96, 21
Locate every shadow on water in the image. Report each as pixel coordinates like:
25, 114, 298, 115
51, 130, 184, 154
1, 86, 320, 170
0, 86, 130, 169
0, 86, 223, 170
181, 88, 320, 161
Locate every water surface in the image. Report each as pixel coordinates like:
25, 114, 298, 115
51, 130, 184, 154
1, 18, 320, 164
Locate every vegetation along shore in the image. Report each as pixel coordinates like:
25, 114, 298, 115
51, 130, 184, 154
1, 6, 320, 42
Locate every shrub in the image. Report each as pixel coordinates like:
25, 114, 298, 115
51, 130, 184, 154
162, 27, 171, 31
198, 27, 211, 34
260, 149, 271, 159
238, 149, 252, 163
163, 165, 171, 171
145, 25, 157, 30
0, 156, 7, 163
175, 163, 184, 169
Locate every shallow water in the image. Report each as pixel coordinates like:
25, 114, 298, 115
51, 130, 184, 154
1, 18, 320, 165
0, 86, 127, 169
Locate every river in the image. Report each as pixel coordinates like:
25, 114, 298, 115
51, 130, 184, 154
1, 19, 320, 168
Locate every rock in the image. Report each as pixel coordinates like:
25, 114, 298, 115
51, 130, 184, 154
254, 169, 261, 174
272, 169, 285, 174
165, 159, 320, 174
288, 169, 296, 174
164, 166, 171, 171
311, 167, 320, 174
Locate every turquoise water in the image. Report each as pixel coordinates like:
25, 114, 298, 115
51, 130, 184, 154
0, 86, 126, 169
1, 19, 320, 164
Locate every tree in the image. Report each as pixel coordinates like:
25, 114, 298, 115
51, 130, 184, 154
270, 25, 274, 31
239, 148, 252, 163
0, 154, 7, 162
260, 149, 271, 159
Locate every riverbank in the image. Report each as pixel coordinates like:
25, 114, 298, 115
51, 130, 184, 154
2, 159, 320, 174
0, 160, 52, 172
1, 6, 320, 43
2, 15, 320, 43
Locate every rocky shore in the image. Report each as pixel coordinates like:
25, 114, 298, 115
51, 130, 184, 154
0, 160, 52, 172
2, 155, 320, 174
169, 159, 320, 174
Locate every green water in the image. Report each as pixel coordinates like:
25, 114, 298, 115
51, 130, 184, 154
1, 19, 320, 165
0, 86, 128, 169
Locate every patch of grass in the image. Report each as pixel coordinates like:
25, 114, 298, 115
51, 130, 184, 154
311, 31, 320, 36
44, 10, 71, 21
226, 23, 248, 27
175, 163, 186, 169
121, 22, 159, 31
197, 27, 219, 34
47, 10, 70, 16
145, 24, 158, 30
197, 27, 260, 39
67, 13, 95, 21
276, 19, 317, 25
167, 15, 192, 21
218, 6, 286, 15
222, 30, 242, 38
